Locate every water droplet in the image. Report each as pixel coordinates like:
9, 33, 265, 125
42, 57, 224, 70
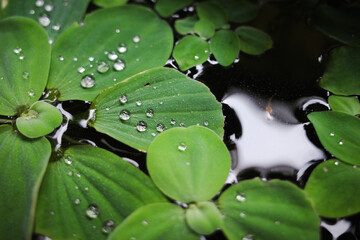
105, 107, 110, 111
19, 55, 25, 60
81, 75, 95, 88
136, 121, 147, 132
204, 120, 209, 126
156, 123, 165, 132
353, 165, 358, 168
77, 66, 85, 73
133, 35, 141, 43
146, 108, 154, 117
119, 110, 131, 121
170, 119, 176, 125
186, 162, 190, 166
240, 212, 246, 218
142, 220, 148, 225
35, 0, 44, 7
22, 72, 29, 79
151, 133, 156, 137
334, 161, 339, 166
84, 187, 89, 191
75, 186, 79, 189
194, 55, 199, 60
130, 237, 136, 240
178, 143, 187, 151
97, 62, 110, 73
113, 78, 117, 81
38, 14, 51, 27
102, 220, 115, 234
49, 39, 53, 45
339, 140, 344, 145
179, 122, 185, 127
52, 24, 60, 31
113, 59, 125, 71
50, 211, 55, 215
59, 56, 64, 61
68, 171, 73, 176
242, 234, 254, 240
275, 220, 280, 224
29, 9, 35, 15
108, 51, 118, 61
13, 48, 22, 54
88, 57, 95, 62
76, 173, 81, 178
330, 132, 335, 136
136, 100, 142, 106
64, 156, 72, 165
73, 57, 78, 61
159, 101, 163, 105
323, 167, 328, 172
44, 4, 54, 12
115, 29, 120, 33
28, 89, 35, 97
86, 204, 99, 219
117, 44, 127, 53
119, 95, 128, 104
236, 194, 246, 202
75, 198, 81, 205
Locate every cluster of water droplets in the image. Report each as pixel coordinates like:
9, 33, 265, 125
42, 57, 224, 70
329, 132, 345, 146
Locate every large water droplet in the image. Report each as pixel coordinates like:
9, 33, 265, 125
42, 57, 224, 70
117, 44, 127, 53
156, 123, 165, 132
133, 35, 141, 43
119, 95, 128, 104
136, 121, 147, 132
86, 204, 99, 219
178, 143, 187, 151
236, 194, 246, 202
146, 108, 154, 117
35, 0, 44, 7
113, 59, 125, 71
38, 14, 51, 27
77, 66, 85, 73
97, 62, 110, 73
45, 4, 54, 12
81, 75, 95, 88
102, 220, 115, 234
108, 51, 118, 61
119, 110, 131, 121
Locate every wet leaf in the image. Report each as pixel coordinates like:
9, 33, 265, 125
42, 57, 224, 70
16, 101, 62, 138
308, 111, 360, 165
210, 30, 240, 66
147, 126, 231, 203
329, 95, 360, 116
236, 26, 273, 55
0, 125, 50, 240
173, 35, 210, 71
320, 46, 360, 95
175, 15, 197, 35
46, 5, 173, 101
155, 0, 194, 18
93, 0, 128, 8
196, 1, 227, 28
108, 203, 199, 240
0, 17, 50, 116
305, 160, 360, 218
194, 19, 215, 39
219, 179, 320, 240
1, 0, 91, 43
212, 0, 259, 23
35, 145, 166, 240
90, 67, 224, 151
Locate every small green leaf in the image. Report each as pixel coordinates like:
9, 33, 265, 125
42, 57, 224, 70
329, 95, 360, 116
16, 101, 62, 138
212, 0, 259, 23
108, 203, 199, 240
219, 179, 320, 240
236, 26, 273, 55
46, 5, 173, 101
0, 17, 50, 116
175, 15, 198, 35
155, 0, 194, 18
320, 46, 360, 95
93, 0, 128, 8
194, 19, 215, 39
185, 201, 222, 235
210, 30, 240, 66
147, 126, 231, 203
90, 67, 224, 151
305, 160, 360, 218
196, 1, 227, 28
35, 145, 166, 240
308, 111, 360, 165
0, 125, 50, 240
173, 35, 210, 71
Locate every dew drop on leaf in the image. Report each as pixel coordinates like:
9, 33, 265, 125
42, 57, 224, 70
59, 56, 64, 61
179, 122, 184, 127
35, 0, 44, 7
77, 66, 85, 73
186, 162, 190, 166
52, 24, 60, 31
119, 95, 128, 104
204, 120, 209, 126
113, 59, 125, 71
136, 121, 147, 132
142, 220, 148, 225
102, 220, 115, 234
339, 140, 344, 145
64, 156, 72, 165
38, 14, 51, 27
13, 48, 22, 54
73, 57, 78, 61
170, 119, 176, 125
86, 204, 99, 219
19, 55, 25, 60
236, 194, 246, 202
44, 4, 54, 12
275, 220, 280, 224
136, 101, 142, 106
115, 29, 120, 33
146, 108, 154, 117
108, 51, 118, 61
81, 75, 95, 88
240, 212, 246, 218
22, 72, 29, 79
178, 143, 187, 151
117, 44, 127, 53
97, 62, 110, 73
84, 187, 89, 191
156, 123, 165, 132
133, 35, 141, 43
119, 110, 131, 121
68, 171, 73, 176
242, 234, 254, 240
334, 161, 339, 166
88, 56, 95, 62
194, 55, 199, 60
74, 198, 81, 205
28, 89, 35, 97
29, 9, 35, 15
330, 132, 335, 136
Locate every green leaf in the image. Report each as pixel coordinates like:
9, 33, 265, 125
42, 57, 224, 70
46, 5, 173, 101
175, 15, 197, 35
16, 101, 62, 138
108, 203, 199, 240
173, 35, 210, 71
1, 0, 91, 43
305, 160, 360, 218
320, 46, 360, 95
311, 4, 360, 47
35, 145, 166, 240
236, 26, 273, 55
219, 179, 320, 240
155, 0, 194, 18
147, 126, 231, 203
0, 17, 50, 116
185, 201, 222, 235
210, 30, 240, 66
93, 0, 128, 8
196, 1, 227, 28
90, 67, 224, 151
212, 0, 259, 23
194, 19, 215, 39
329, 95, 360, 116
0, 125, 50, 240
308, 111, 360, 165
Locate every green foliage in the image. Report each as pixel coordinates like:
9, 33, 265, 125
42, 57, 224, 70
174, 15, 197, 35
197, 1, 227, 28
236, 26, 273, 55
155, 0, 194, 18
305, 159, 360, 218
0, 125, 50, 240
328, 95, 360, 116
219, 179, 320, 240
210, 30, 240, 66
147, 126, 231, 202
212, 0, 259, 23
93, 0, 128, 8
194, 18, 216, 39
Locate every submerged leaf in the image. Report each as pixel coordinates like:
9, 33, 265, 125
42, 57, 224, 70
155, 0, 194, 18
210, 30, 240, 66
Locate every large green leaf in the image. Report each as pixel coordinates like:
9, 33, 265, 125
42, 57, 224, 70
173, 35, 210, 71
212, 0, 259, 23
89, 67, 224, 151
328, 95, 360, 116
196, 1, 227, 28
219, 179, 320, 240
147, 126, 231, 203
175, 15, 197, 35
210, 30, 240, 66
1, 0, 91, 43
46, 5, 173, 101
155, 0, 194, 18
0, 17, 50, 116
308, 111, 360, 165
0, 125, 50, 240
320, 46, 360, 95
108, 203, 199, 240
305, 159, 360, 218
93, 0, 128, 8
236, 26, 273, 55
35, 145, 166, 240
